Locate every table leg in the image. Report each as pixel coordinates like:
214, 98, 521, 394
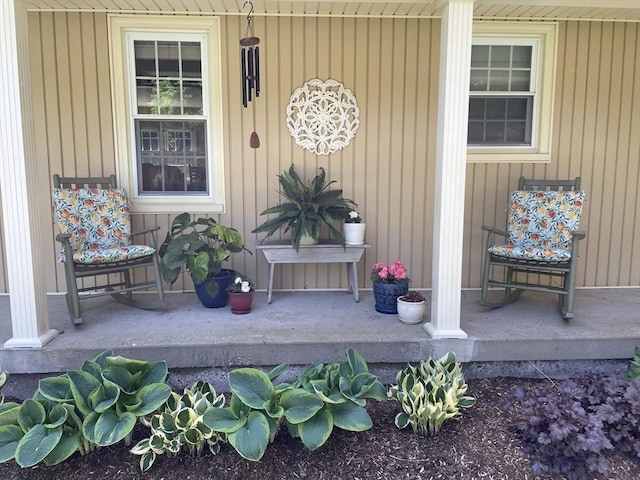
348, 262, 359, 302
267, 263, 275, 304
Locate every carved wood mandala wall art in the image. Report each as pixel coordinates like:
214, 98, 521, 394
286, 78, 360, 155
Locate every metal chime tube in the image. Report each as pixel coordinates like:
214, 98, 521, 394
241, 48, 247, 108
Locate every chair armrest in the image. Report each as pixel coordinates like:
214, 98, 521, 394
55, 233, 74, 262
481, 225, 507, 237
573, 230, 586, 241
131, 226, 161, 249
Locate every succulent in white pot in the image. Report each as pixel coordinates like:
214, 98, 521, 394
397, 290, 427, 324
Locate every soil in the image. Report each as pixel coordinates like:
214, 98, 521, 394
1, 377, 639, 480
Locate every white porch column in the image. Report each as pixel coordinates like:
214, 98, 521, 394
425, 0, 474, 339
0, 0, 58, 348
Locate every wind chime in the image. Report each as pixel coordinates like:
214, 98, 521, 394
240, 0, 260, 148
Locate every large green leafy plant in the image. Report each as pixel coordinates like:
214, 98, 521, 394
203, 348, 386, 461
252, 165, 357, 251
0, 350, 171, 468
159, 213, 251, 286
388, 352, 475, 436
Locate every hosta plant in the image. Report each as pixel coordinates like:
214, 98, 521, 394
388, 352, 475, 436
0, 350, 171, 468
0, 368, 7, 403
131, 381, 226, 472
203, 348, 386, 461
281, 347, 388, 450
203, 363, 323, 461
626, 345, 640, 379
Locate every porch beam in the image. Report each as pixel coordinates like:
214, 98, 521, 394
0, 0, 58, 348
426, 0, 474, 339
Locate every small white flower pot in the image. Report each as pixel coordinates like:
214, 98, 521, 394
397, 298, 426, 324
344, 223, 366, 245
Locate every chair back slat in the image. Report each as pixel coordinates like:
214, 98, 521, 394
518, 176, 580, 191
53, 174, 117, 189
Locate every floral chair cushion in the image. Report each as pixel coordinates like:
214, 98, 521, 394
488, 190, 585, 262
53, 188, 155, 264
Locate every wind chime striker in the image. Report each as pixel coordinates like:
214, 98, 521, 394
240, 1, 260, 148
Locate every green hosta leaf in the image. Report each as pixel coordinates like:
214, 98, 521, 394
458, 396, 476, 408
130, 438, 151, 455
268, 363, 290, 382
43, 429, 81, 465
227, 411, 270, 461
17, 399, 46, 431
68, 370, 102, 416
280, 389, 324, 424
139, 451, 157, 472
83, 411, 136, 446
202, 407, 246, 433
80, 360, 103, 380
298, 407, 333, 451
38, 377, 73, 403
0, 425, 23, 463
15, 424, 62, 467
89, 381, 120, 414
229, 368, 274, 409
128, 383, 172, 417
346, 348, 368, 375
135, 361, 169, 389
330, 401, 373, 432
0, 402, 20, 426
44, 404, 69, 428
101, 365, 134, 393
160, 412, 178, 433
395, 412, 411, 429
184, 428, 202, 446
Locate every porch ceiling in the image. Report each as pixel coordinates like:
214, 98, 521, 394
21, 0, 640, 21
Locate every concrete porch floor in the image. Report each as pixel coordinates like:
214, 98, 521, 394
1, 286, 639, 368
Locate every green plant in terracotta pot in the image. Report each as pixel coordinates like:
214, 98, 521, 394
226, 273, 255, 314
159, 213, 251, 307
252, 165, 357, 252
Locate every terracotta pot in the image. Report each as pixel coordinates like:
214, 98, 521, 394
228, 291, 254, 314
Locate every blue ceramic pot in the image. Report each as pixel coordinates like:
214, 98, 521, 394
373, 281, 409, 314
194, 269, 237, 308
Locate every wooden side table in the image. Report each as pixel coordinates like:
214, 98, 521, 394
255, 240, 369, 304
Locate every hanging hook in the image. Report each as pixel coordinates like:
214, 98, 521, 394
243, 1, 254, 26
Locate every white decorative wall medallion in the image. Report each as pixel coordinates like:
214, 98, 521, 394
286, 78, 360, 155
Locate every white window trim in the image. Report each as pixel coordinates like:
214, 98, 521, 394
467, 22, 557, 164
109, 15, 225, 213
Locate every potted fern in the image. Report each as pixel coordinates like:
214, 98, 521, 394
252, 165, 357, 252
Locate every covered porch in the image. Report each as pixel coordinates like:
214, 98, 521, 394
1, 287, 638, 382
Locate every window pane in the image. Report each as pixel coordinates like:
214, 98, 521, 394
182, 42, 202, 78
486, 98, 506, 119
512, 46, 532, 69
471, 45, 489, 68
136, 120, 207, 193
135, 41, 156, 77
470, 70, 488, 91
510, 70, 530, 91
488, 70, 509, 91
148, 80, 181, 115
183, 80, 203, 115
469, 98, 485, 120
467, 122, 485, 143
507, 98, 528, 120
490, 46, 511, 68
485, 122, 505, 143
505, 121, 526, 143
157, 41, 180, 78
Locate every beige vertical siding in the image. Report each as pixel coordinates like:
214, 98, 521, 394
0, 13, 637, 294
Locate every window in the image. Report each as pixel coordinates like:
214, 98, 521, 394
109, 16, 225, 213
467, 23, 557, 163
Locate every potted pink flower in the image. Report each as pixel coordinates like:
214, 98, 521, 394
370, 261, 410, 314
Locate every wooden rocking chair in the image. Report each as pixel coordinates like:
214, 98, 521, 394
480, 177, 586, 320
52, 174, 166, 324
